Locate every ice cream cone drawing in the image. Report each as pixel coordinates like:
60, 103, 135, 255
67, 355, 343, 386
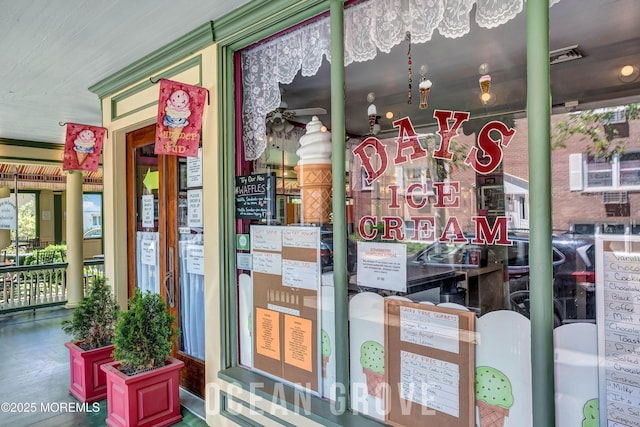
163, 89, 191, 147
581, 398, 598, 427
321, 329, 331, 378
73, 129, 96, 165
360, 341, 384, 399
475, 366, 514, 427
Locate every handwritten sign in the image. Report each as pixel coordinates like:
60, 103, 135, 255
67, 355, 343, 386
251, 226, 282, 252
385, 300, 476, 427
400, 351, 460, 417
597, 237, 640, 427
400, 306, 460, 354
252, 251, 282, 275
282, 259, 319, 290
235, 173, 276, 219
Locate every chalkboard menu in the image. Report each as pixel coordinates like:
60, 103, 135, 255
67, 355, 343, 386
596, 236, 640, 427
235, 173, 276, 219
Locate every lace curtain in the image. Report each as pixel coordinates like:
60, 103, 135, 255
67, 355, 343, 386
242, 0, 561, 160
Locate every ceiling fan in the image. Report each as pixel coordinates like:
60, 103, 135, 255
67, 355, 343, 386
265, 101, 327, 134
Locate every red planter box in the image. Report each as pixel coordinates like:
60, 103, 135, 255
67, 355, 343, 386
101, 357, 184, 427
64, 341, 115, 403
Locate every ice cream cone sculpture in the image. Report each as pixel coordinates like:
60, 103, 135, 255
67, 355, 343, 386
163, 89, 191, 147
475, 366, 514, 427
419, 78, 432, 109
73, 129, 97, 165
295, 116, 332, 224
360, 341, 385, 399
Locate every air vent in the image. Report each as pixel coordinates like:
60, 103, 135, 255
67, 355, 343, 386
550, 45, 584, 65
603, 192, 628, 204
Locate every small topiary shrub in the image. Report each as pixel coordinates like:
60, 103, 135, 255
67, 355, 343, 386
113, 289, 178, 375
62, 274, 119, 350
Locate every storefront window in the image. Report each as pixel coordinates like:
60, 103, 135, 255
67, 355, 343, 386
232, 0, 640, 425
550, 1, 640, 425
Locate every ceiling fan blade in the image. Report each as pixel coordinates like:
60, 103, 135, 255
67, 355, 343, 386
288, 107, 327, 116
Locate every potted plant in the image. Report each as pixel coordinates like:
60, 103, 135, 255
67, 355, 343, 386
101, 289, 183, 427
62, 274, 119, 403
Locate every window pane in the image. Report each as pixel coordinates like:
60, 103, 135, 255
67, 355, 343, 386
83, 193, 102, 238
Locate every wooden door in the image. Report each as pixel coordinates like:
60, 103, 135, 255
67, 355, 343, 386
126, 124, 205, 397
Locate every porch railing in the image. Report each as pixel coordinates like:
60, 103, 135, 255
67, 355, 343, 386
0, 259, 105, 314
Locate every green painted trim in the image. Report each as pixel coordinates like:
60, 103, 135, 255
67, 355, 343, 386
35, 190, 41, 239
54, 194, 63, 244
89, 22, 214, 99
328, 0, 349, 412
0, 156, 63, 166
526, 1, 555, 426
110, 55, 204, 121
219, 368, 386, 427
218, 45, 236, 369
0, 138, 63, 150
214, 0, 328, 49
219, 391, 296, 427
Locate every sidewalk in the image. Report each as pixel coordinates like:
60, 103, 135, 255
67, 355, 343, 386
0, 307, 207, 427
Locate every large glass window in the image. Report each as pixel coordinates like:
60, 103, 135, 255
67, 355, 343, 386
82, 193, 102, 239
232, 0, 640, 425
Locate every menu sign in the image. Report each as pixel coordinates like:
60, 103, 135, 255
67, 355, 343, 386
597, 236, 640, 427
385, 300, 475, 427
251, 225, 321, 393
235, 173, 276, 219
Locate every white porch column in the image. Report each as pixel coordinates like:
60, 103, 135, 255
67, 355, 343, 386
65, 171, 84, 308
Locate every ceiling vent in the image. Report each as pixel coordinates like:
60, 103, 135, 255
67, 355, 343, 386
550, 45, 584, 65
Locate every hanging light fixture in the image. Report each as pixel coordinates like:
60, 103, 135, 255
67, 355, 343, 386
478, 63, 496, 106
367, 92, 377, 134
418, 64, 432, 110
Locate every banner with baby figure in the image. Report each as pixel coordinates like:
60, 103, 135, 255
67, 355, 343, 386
155, 78, 207, 157
62, 123, 106, 172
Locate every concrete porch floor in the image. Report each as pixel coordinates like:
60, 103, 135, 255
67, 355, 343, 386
0, 307, 208, 427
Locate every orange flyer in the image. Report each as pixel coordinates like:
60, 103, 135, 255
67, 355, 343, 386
256, 308, 281, 360
284, 314, 313, 372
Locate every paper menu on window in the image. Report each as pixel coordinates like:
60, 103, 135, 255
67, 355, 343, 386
400, 306, 460, 354
141, 194, 154, 228
186, 148, 202, 188
400, 351, 460, 418
187, 189, 203, 228
596, 237, 640, 427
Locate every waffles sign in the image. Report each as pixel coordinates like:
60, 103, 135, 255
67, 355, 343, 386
353, 110, 516, 245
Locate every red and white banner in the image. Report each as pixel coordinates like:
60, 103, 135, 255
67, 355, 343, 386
62, 123, 106, 172
155, 79, 207, 157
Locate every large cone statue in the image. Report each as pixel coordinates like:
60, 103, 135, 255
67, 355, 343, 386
295, 116, 332, 224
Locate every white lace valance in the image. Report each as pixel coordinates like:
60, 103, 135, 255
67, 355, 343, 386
242, 0, 561, 160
